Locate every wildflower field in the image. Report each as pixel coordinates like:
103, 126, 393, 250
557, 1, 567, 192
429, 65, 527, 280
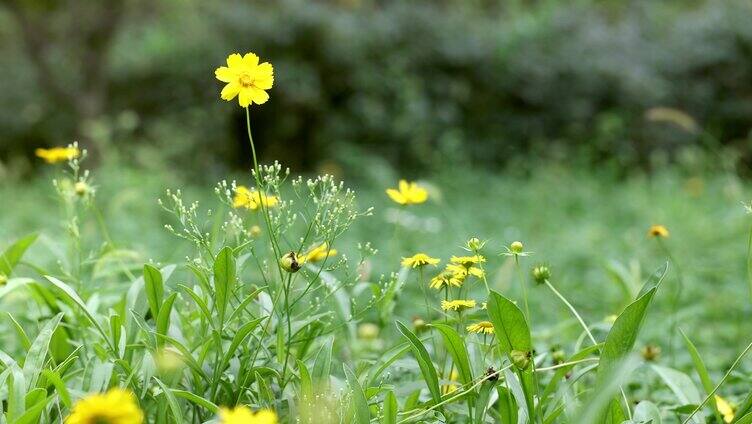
3, 47, 752, 424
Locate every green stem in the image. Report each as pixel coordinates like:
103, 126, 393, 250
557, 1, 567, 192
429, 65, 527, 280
544, 280, 598, 347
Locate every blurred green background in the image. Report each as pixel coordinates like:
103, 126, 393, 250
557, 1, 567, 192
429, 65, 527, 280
2, 0, 752, 368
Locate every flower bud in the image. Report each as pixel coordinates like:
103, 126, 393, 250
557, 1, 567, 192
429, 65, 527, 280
249, 225, 262, 238
279, 251, 301, 273
510, 241, 524, 254
0, 273, 7, 286
412, 316, 427, 333
510, 349, 531, 370
467, 237, 483, 251
357, 323, 380, 340
551, 348, 565, 365
74, 181, 90, 196
531, 265, 551, 285
640, 345, 661, 362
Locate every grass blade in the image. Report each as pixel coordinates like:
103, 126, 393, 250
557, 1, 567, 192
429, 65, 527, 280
396, 321, 441, 406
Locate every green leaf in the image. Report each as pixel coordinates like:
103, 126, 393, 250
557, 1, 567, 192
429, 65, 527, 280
40, 369, 71, 408
44, 276, 111, 350
143, 264, 164, 320
541, 343, 602, 401
213, 247, 236, 327
382, 390, 398, 424
366, 342, 411, 387
153, 377, 184, 424
396, 321, 441, 406
474, 381, 495, 423
0, 278, 34, 302
650, 365, 701, 406
431, 323, 473, 386
218, 318, 265, 373
7, 363, 26, 422
633, 400, 662, 424
497, 386, 518, 424
156, 293, 177, 347
486, 290, 531, 355
0, 233, 37, 276
178, 284, 213, 324
344, 364, 370, 424
595, 264, 667, 385
170, 390, 218, 413
5, 313, 31, 351
298, 359, 314, 423
680, 329, 723, 423
23, 313, 63, 389
312, 337, 333, 388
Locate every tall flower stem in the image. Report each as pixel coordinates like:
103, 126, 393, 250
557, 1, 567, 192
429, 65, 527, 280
544, 280, 598, 347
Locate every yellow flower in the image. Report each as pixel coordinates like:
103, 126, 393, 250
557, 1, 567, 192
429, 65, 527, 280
429, 270, 464, 290
233, 186, 279, 211
446, 263, 484, 279
215, 52, 274, 107
65, 388, 144, 424
648, 225, 669, 238
441, 299, 476, 312
36, 147, 80, 164
466, 321, 495, 334
218, 406, 278, 424
303, 243, 337, 263
450, 255, 485, 268
386, 180, 428, 205
441, 369, 460, 395
402, 253, 440, 268
715, 395, 735, 423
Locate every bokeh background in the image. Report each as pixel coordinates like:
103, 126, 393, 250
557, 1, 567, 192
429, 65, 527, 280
2, 0, 752, 367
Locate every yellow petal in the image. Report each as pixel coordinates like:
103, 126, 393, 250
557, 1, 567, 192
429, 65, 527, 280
398, 180, 409, 193
254, 75, 274, 90
238, 89, 252, 107
242, 52, 260, 67
220, 83, 240, 101
215, 66, 235, 83
226, 53, 243, 68
250, 87, 270, 105
386, 189, 407, 205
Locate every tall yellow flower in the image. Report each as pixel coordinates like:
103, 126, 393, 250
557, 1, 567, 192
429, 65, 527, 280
466, 321, 495, 334
303, 242, 337, 263
65, 388, 144, 424
215, 52, 274, 107
441, 299, 476, 312
401, 253, 440, 268
429, 270, 463, 289
233, 186, 279, 211
446, 263, 484, 279
218, 406, 278, 424
36, 146, 80, 164
449, 255, 485, 268
648, 225, 669, 238
386, 180, 428, 205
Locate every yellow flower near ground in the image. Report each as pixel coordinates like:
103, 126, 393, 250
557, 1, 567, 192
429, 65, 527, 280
65, 388, 144, 424
429, 270, 463, 289
36, 146, 80, 164
303, 242, 337, 263
441, 299, 476, 311
648, 224, 669, 238
215, 52, 274, 107
401, 253, 440, 268
218, 406, 278, 424
233, 186, 279, 211
466, 321, 495, 334
386, 180, 428, 205
449, 255, 485, 268
715, 395, 735, 423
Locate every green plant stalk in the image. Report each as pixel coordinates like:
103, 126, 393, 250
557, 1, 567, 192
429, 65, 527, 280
747, 222, 752, 303
544, 280, 598, 347
657, 238, 683, 364
473, 247, 491, 294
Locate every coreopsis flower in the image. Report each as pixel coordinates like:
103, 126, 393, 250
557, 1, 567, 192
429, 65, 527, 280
441, 299, 476, 312
218, 406, 278, 424
446, 263, 484, 279
401, 253, 440, 268
449, 255, 486, 268
233, 186, 279, 211
65, 388, 144, 424
648, 225, 669, 238
303, 243, 337, 263
386, 180, 428, 205
215, 52, 274, 107
36, 146, 80, 164
714, 395, 735, 423
429, 270, 463, 289
466, 321, 494, 334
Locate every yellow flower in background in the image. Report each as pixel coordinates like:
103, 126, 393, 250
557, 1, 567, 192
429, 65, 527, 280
386, 180, 428, 205
218, 406, 278, 424
65, 388, 143, 424
36, 146, 80, 164
233, 186, 279, 211
715, 395, 735, 423
441, 369, 460, 395
429, 270, 463, 289
441, 299, 476, 312
402, 253, 440, 268
648, 224, 669, 238
215, 52, 274, 107
466, 321, 495, 334
447, 263, 484, 279
450, 255, 486, 268
303, 242, 337, 263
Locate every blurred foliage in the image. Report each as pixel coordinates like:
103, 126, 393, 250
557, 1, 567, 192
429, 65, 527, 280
2, 0, 752, 177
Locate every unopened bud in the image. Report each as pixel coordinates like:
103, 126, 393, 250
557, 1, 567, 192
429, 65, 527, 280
412, 316, 427, 333
279, 251, 301, 273
74, 181, 90, 196
510, 241, 524, 254
467, 237, 483, 251
531, 265, 551, 285
357, 323, 380, 340
511, 349, 531, 370
249, 225, 262, 237
640, 345, 661, 362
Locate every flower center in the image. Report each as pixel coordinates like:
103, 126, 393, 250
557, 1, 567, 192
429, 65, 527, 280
238, 73, 254, 88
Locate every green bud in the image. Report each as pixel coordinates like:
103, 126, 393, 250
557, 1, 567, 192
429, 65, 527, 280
531, 265, 551, 285
412, 317, 427, 333
640, 345, 661, 362
357, 323, 380, 340
510, 349, 531, 370
510, 241, 524, 254
467, 237, 484, 251
279, 251, 301, 273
